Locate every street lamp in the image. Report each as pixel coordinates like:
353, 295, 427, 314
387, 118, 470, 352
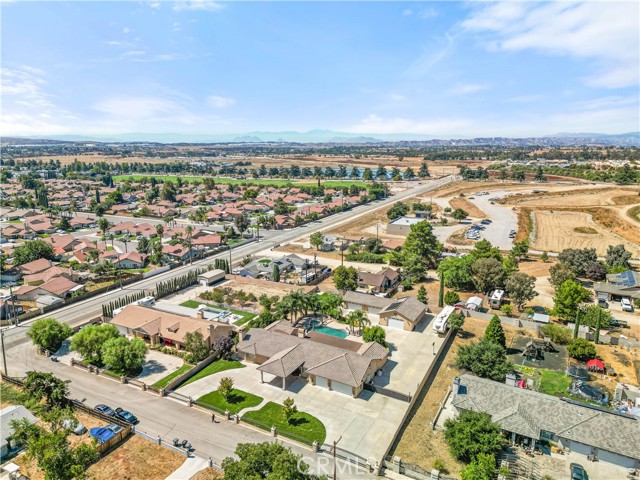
332, 435, 342, 480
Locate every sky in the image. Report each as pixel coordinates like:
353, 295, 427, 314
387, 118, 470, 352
1, 0, 639, 139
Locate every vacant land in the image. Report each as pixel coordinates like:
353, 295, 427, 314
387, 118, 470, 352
449, 197, 487, 218
112, 174, 367, 188
191, 467, 224, 480
531, 210, 640, 257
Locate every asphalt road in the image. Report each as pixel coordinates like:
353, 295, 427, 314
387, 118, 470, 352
2, 176, 453, 350
5, 342, 373, 478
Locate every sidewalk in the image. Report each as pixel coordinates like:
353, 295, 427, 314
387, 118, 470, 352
165, 455, 210, 480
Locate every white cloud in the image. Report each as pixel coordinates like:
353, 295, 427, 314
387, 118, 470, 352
389, 93, 407, 102
446, 83, 489, 95
462, 1, 640, 88
346, 114, 472, 135
122, 27, 133, 34
172, 1, 223, 12
418, 7, 438, 20
506, 94, 545, 104
206, 95, 235, 108
93, 96, 201, 125
406, 32, 457, 77
402, 9, 413, 16
1, 66, 52, 108
104, 40, 133, 47
124, 50, 146, 56
149, 2, 160, 8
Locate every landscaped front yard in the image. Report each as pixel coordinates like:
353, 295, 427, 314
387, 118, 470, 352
152, 364, 193, 389
242, 401, 327, 445
197, 388, 263, 414
180, 359, 244, 388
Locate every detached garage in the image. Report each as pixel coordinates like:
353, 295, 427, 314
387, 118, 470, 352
378, 297, 428, 331
342, 291, 396, 322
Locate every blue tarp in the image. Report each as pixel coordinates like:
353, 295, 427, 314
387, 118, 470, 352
89, 427, 115, 444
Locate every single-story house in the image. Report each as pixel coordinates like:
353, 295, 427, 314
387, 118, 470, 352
18, 258, 54, 276
1, 405, 38, 459
37, 277, 84, 298
109, 305, 233, 350
113, 252, 147, 269
237, 320, 388, 397
378, 296, 429, 331
357, 268, 400, 295
594, 271, 640, 301
451, 374, 640, 469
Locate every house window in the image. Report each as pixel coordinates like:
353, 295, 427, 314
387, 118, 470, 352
540, 430, 554, 441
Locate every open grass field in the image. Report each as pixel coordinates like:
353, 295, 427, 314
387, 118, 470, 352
197, 388, 263, 415
531, 210, 640, 257
151, 364, 193, 389
179, 359, 244, 388
112, 174, 366, 189
242, 401, 327, 445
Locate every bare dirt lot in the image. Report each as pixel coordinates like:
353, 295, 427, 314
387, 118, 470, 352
531, 210, 640, 257
449, 197, 487, 218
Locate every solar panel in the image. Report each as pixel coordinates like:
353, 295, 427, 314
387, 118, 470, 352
386, 300, 404, 310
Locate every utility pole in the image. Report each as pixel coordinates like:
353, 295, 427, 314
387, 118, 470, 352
9, 284, 17, 326
228, 245, 232, 274
1, 330, 7, 376
333, 435, 342, 480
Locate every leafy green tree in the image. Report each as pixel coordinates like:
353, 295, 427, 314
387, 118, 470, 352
451, 208, 468, 220
605, 244, 632, 269
558, 248, 597, 276
272, 264, 281, 282
437, 255, 475, 291
23, 371, 70, 408
444, 411, 503, 463
444, 290, 460, 305
470, 239, 502, 262
137, 236, 150, 254
70, 323, 120, 366
567, 338, 597, 361
363, 325, 387, 347
13, 239, 55, 265
59, 216, 71, 231
309, 231, 324, 250
581, 305, 612, 329
102, 337, 148, 374
461, 453, 498, 480
505, 272, 538, 309
552, 280, 590, 321
455, 340, 512, 381
418, 162, 430, 177
449, 312, 465, 332
218, 376, 234, 401
484, 315, 506, 348
212, 335, 235, 359
549, 262, 577, 288
401, 221, 442, 279
386, 201, 409, 220
417, 285, 428, 304
510, 240, 529, 261
97, 217, 110, 236
234, 213, 250, 236
438, 272, 445, 308
27, 318, 73, 352
333, 265, 358, 292
184, 330, 210, 362
283, 397, 298, 425
541, 323, 572, 345
502, 255, 519, 276
584, 261, 607, 281
471, 257, 505, 294
222, 442, 325, 480
500, 304, 513, 316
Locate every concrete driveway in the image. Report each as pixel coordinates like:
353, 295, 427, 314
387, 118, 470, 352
136, 350, 185, 385
177, 314, 447, 464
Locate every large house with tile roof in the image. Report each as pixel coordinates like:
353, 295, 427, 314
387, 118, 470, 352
237, 320, 388, 397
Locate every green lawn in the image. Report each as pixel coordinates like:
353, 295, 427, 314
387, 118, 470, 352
242, 401, 327, 445
0, 382, 24, 406
179, 359, 244, 388
151, 364, 193, 389
539, 370, 572, 397
179, 300, 256, 324
197, 388, 263, 415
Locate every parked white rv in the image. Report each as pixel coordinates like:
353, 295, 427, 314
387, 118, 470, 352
433, 305, 455, 334
488, 290, 504, 309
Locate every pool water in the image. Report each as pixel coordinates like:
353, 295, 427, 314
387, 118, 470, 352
313, 326, 348, 338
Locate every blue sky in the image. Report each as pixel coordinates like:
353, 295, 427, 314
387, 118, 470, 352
2, 1, 639, 139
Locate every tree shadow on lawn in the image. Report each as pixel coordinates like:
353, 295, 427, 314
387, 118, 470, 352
227, 393, 246, 405
288, 416, 310, 427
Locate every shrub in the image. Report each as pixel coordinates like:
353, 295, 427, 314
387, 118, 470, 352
444, 291, 460, 305
444, 411, 503, 462
500, 304, 513, 316
567, 338, 597, 361
433, 459, 447, 473
541, 323, 572, 345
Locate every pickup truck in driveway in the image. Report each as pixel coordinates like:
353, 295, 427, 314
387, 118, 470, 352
609, 318, 629, 329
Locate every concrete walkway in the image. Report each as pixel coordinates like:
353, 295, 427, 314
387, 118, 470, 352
165, 455, 210, 480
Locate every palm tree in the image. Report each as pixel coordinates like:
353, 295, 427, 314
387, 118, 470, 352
155, 224, 164, 239
184, 225, 194, 264
122, 237, 129, 253
346, 310, 368, 336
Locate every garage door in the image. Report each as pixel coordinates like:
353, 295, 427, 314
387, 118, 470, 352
387, 317, 405, 330
200, 279, 208, 286
332, 381, 353, 396
597, 449, 636, 468
315, 376, 329, 389
565, 440, 592, 457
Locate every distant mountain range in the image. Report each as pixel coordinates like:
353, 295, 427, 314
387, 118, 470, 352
3, 131, 639, 147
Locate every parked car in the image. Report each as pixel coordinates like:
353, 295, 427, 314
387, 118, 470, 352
94, 404, 115, 416
621, 298, 633, 312
597, 298, 608, 308
570, 463, 589, 480
610, 318, 629, 328
105, 423, 123, 434
114, 407, 138, 424
62, 418, 87, 435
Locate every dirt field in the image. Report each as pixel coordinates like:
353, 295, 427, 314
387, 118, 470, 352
223, 275, 317, 298
531, 210, 640, 257
594, 343, 640, 385
190, 467, 224, 480
391, 317, 527, 476
449, 197, 487, 218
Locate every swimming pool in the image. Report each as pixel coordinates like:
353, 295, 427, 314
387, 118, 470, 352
313, 325, 348, 338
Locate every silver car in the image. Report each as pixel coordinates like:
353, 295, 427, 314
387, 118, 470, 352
62, 418, 87, 435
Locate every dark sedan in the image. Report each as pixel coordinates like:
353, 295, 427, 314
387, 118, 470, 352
114, 407, 138, 424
